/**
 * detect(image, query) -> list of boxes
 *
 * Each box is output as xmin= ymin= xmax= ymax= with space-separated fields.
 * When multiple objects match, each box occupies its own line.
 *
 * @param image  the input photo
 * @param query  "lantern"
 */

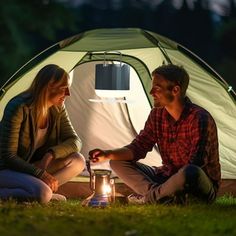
xmin=82 ymin=161 xmax=115 ymax=207
xmin=94 ymin=51 xmax=130 ymax=98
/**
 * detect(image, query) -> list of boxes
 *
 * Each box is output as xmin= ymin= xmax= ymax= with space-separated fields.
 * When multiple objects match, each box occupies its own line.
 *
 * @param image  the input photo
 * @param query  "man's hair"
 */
xmin=152 ymin=64 xmax=189 ymax=96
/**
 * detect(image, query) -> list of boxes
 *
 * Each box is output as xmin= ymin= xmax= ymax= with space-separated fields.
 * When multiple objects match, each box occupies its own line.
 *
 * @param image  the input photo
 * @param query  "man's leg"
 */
xmin=184 ymin=164 xmax=217 ymax=203
xmin=110 ymin=160 xmax=168 ymax=196
xmin=146 ymin=164 xmax=216 ymax=204
xmin=110 ymin=160 xmax=216 ymax=204
xmin=0 ymin=169 xmax=52 ymax=203
xmin=47 ymin=152 xmax=85 ymax=186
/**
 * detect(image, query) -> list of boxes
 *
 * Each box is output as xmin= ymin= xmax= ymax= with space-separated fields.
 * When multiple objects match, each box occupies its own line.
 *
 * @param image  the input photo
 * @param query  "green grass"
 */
xmin=0 ymin=196 xmax=236 ymax=236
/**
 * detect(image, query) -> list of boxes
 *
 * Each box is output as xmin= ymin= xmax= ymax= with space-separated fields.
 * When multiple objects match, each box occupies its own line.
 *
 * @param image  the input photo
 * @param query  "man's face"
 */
xmin=150 ymin=74 xmax=175 ymax=108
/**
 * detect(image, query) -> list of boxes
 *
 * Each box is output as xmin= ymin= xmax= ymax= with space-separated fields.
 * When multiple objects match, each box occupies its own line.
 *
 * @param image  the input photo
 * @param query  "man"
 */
xmin=89 ymin=64 xmax=221 ymax=204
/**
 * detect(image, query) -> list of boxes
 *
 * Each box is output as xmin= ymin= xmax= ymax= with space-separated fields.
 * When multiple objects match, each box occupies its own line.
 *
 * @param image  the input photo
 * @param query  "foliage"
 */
xmin=212 ymin=18 xmax=236 ymax=88
xmin=0 ymin=0 xmax=77 ymax=86
xmin=0 ymin=196 xmax=236 ymax=236
xmin=216 ymin=19 xmax=236 ymax=59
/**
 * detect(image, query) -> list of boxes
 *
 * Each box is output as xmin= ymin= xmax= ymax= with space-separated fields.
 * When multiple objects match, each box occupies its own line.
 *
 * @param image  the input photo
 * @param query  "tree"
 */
xmin=0 ymin=0 xmax=77 ymax=87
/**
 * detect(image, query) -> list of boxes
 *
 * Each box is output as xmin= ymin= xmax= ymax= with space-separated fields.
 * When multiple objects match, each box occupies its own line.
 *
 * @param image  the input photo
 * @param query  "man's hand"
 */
xmin=40 ymin=171 xmax=58 ymax=192
xmin=89 ymin=149 xmax=110 ymax=163
xmin=89 ymin=147 xmax=134 ymax=162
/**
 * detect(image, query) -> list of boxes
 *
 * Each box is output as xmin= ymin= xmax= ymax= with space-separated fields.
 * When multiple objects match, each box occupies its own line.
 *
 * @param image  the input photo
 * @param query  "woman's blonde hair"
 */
xmin=23 ymin=64 xmax=69 ymax=124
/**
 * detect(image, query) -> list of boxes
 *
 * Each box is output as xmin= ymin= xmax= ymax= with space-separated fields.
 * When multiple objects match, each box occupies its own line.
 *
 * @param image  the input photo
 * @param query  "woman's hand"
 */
xmin=40 ymin=171 xmax=58 ymax=192
xmin=34 ymin=152 xmax=54 ymax=170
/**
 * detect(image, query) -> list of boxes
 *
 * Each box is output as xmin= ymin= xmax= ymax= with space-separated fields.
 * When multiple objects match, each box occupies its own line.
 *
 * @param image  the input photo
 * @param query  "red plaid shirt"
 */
xmin=126 ymin=97 xmax=221 ymax=188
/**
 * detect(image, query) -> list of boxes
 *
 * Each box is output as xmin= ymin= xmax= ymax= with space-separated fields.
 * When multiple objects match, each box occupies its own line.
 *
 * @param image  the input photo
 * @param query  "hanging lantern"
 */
xmin=94 ymin=51 xmax=130 ymax=98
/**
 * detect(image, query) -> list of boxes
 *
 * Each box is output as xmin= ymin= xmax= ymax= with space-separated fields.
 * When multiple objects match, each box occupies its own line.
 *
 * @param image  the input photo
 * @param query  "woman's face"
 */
xmin=48 ymin=76 xmax=71 ymax=107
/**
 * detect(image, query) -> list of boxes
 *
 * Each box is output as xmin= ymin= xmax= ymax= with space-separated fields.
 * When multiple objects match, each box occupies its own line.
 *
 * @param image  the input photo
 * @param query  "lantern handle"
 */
xmin=86 ymin=160 xmax=94 ymax=191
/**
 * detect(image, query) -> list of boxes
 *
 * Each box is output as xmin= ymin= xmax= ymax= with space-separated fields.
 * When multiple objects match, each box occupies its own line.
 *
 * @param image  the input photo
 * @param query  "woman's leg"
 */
xmin=46 ymin=152 xmax=85 ymax=186
xmin=0 ymin=169 xmax=52 ymax=203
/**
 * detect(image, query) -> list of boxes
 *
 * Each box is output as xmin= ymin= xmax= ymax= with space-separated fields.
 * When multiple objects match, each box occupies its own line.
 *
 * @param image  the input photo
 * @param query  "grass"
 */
xmin=0 ymin=196 xmax=236 ymax=236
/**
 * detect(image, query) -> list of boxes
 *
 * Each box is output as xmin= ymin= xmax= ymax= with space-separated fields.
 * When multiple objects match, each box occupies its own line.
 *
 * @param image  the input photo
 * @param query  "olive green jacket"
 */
xmin=0 ymin=94 xmax=82 ymax=178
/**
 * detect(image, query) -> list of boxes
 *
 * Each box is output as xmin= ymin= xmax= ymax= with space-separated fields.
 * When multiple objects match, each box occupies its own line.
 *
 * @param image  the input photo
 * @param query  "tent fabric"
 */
xmin=60 ymin=28 xmax=177 ymax=51
xmin=0 ymin=28 xmax=235 ymax=179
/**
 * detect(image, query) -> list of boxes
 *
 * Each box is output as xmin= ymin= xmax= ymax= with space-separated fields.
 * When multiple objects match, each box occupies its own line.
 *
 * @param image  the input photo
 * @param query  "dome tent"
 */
xmin=0 ymin=28 xmax=235 ymax=196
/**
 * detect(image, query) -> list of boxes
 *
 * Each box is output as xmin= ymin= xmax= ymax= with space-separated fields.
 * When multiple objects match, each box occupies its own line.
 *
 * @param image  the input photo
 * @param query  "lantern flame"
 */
xmin=102 ymin=183 xmax=112 ymax=194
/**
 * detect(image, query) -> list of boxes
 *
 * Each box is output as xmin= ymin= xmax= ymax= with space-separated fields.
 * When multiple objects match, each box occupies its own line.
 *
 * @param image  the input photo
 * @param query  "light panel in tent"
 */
xmin=94 ymin=51 xmax=130 ymax=98
xmin=95 ymin=63 xmax=130 ymax=97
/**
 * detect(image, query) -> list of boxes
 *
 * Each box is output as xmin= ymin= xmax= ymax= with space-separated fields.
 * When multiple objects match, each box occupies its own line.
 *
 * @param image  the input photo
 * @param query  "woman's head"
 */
xmin=26 ymin=64 xmax=71 ymax=118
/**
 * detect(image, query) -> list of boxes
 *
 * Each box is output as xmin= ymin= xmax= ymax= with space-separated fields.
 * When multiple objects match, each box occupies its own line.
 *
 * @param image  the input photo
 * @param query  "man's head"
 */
xmin=150 ymin=64 xmax=189 ymax=108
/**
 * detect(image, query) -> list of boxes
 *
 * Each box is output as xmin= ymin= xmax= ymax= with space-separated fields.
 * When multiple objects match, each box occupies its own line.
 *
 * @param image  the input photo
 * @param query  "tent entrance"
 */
xmin=65 ymin=61 xmax=162 ymax=173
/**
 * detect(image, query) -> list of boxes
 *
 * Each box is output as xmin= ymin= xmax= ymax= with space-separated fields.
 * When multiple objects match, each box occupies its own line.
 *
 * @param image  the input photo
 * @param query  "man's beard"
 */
xmin=153 ymin=93 xmax=174 ymax=108
xmin=153 ymin=100 xmax=163 ymax=108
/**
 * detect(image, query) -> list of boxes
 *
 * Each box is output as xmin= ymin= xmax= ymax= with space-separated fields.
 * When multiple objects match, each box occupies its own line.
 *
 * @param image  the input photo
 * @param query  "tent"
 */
xmin=0 ymin=28 xmax=236 ymax=196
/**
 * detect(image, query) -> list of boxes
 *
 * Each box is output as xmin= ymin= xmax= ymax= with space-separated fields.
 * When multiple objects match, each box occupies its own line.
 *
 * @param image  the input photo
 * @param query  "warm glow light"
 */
xmin=102 ymin=184 xmax=112 ymax=194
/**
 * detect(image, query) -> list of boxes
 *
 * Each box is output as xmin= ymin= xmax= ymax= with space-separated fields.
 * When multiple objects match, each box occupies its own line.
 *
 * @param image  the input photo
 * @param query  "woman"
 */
xmin=0 ymin=64 xmax=85 ymax=203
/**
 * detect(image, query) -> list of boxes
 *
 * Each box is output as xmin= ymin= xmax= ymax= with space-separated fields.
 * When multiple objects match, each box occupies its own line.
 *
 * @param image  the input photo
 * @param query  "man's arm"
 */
xmin=89 ymin=147 xmax=134 ymax=163
xmin=189 ymin=112 xmax=218 ymax=167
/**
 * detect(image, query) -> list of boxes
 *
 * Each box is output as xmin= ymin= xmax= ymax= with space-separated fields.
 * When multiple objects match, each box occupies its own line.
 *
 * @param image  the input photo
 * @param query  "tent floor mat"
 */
xmin=57 ymin=177 xmax=236 ymax=199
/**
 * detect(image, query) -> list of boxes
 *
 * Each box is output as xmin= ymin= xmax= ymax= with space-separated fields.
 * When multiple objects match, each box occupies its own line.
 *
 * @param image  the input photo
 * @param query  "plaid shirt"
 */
xmin=126 ymin=97 xmax=221 ymax=188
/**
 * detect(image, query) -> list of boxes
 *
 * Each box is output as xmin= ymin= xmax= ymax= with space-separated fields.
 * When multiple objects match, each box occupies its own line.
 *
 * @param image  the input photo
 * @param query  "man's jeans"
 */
xmin=110 ymin=160 xmax=217 ymax=204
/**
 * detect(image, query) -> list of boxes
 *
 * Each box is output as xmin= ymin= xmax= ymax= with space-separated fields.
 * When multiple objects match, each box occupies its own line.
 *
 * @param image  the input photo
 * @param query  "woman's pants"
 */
xmin=0 ymin=153 xmax=85 ymax=203
xmin=110 ymin=160 xmax=217 ymax=204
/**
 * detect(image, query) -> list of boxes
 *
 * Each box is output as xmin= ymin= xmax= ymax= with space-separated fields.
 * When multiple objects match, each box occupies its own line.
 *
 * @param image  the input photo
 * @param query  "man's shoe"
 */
xmin=127 ymin=193 xmax=145 ymax=205
xmin=51 ymin=193 xmax=67 ymax=202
